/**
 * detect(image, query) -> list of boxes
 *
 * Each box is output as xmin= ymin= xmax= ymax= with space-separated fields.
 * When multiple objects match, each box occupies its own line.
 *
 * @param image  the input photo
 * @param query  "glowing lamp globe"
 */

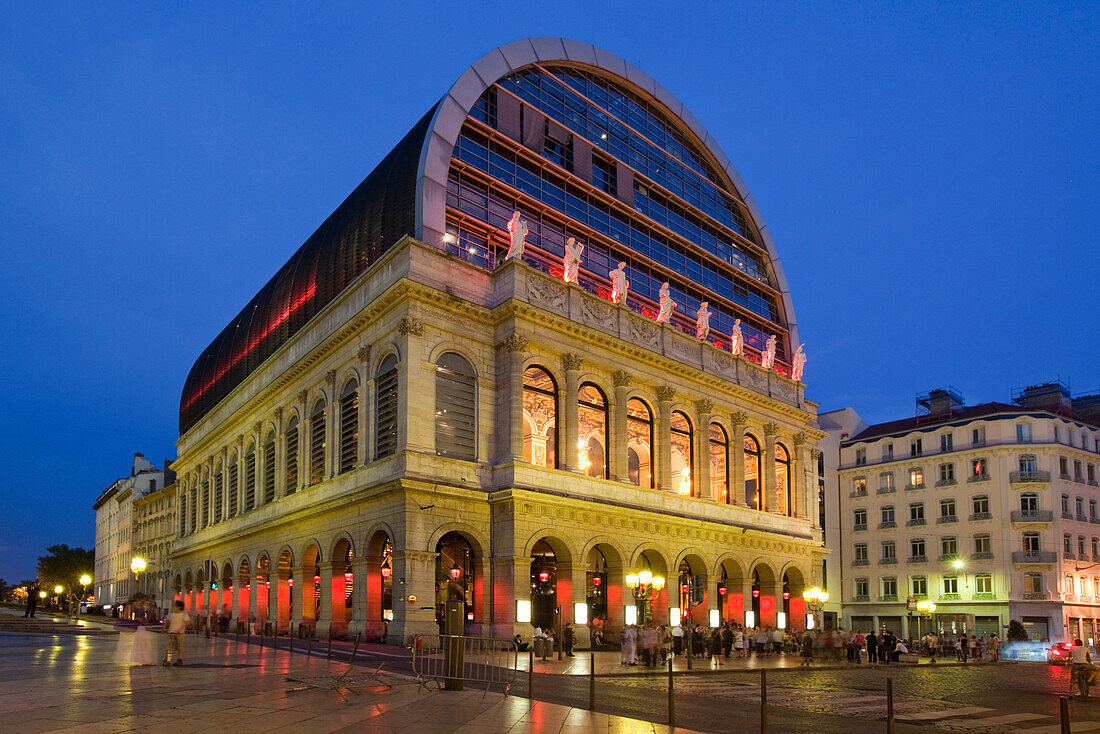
xmin=449 ymin=564 xmax=462 ymax=580
xmin=538 ymin=570 xmax=550 ymax=583
xmin=380 ymin=567 xmax=391 ymax=579
xmin=79 ymin=575 xmax=92 ymax=586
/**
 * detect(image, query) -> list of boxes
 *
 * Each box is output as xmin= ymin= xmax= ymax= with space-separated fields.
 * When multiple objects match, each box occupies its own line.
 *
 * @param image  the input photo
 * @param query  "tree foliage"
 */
xmin=36 ymin=544 xmax=94 ymax=592
xmin=1007 ymin=619 xmax=1028 ymax=641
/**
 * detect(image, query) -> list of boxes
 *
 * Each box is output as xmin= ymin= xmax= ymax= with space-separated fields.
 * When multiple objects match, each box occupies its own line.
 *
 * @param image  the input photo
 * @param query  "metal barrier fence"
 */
xmin=411 ymin=634 xmax=518 ymax=695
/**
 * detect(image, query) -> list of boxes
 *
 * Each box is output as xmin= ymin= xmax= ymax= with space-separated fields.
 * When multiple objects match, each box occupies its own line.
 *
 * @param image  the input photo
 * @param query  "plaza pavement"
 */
xmin=0 ymin=624 xmax=704 ymax=734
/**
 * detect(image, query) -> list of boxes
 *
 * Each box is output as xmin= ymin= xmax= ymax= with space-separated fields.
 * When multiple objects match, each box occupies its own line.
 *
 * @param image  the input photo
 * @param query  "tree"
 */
xmin=36 ymin=544 xmax=94 ymax=597
xmin=1007 ymin=619 xmax=1028 ymax=641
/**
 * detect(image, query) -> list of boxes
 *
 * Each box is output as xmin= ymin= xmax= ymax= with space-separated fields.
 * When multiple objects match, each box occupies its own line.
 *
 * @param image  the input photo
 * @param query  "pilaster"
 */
xmin=562 ymin=354 xmax=582 ymax=472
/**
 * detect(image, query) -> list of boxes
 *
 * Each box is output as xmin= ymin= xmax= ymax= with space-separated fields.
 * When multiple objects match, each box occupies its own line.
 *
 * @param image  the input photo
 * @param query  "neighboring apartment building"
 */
xmin=836 ymin=383 xmax=1100 ymax=643
xmin=93 ymin=453 xmax=175 ymax=607
xmin=132 ymin=481 xmax=177 ymax=609
xmin=167 ymin=38 xmax=827 ymax=644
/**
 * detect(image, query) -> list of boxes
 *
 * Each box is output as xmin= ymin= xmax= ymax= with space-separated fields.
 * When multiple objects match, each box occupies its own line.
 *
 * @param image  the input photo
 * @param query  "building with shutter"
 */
xmin=168 ymin=39 xmax=826 ymax=643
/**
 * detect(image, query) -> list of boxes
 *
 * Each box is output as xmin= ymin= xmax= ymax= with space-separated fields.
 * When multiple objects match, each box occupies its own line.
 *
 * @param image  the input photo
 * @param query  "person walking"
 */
xmin=563 ymin=622 xmax=575 ymax=657
xmin=620 ymin=625 xmax=636 ymax=666
xmin=163 ymin=600 xmax=189 ymax=666
xmin=721 ymin=623 xmax=734 ymax=659
xmin=854 ymin=630 xmax=865 ymax=664
xmin=866 ymin=630 xmax=878 ymax=665
xmin=709 ymin=628 xmax=724 ymax=666
xmin=800 ymin=629 xmax=814 ymax=666
xmin=988 ymin=634 xmax=1000 ymax=663
xmin=24 ymin=580 xmax=39 ymax=618
xmin=671 ymin=623 xmax=684 ymax=658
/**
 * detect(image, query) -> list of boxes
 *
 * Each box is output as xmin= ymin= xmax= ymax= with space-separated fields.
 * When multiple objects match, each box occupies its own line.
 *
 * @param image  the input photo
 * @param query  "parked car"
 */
xmin=1048 ymin=641 xmax=1074 ymax=665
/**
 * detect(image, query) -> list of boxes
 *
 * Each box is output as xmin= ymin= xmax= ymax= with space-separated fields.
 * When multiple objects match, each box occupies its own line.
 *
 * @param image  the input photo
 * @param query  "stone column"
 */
xmin=493 ymin=555 xmax=533 ymax=639
xmin=792 ymin=433 xmax=807 ymax=519
xmin=325 ymin=369 xmax=337 ymax=478
xmin=763 ymin=423 xmax=779 ymax=513
xmin=500 ymin=334 xmax=528 ymax=463
xmin=730 ymin=413 xmax=747 ymax=506
xmin=610 ymin=371 xmax=631 ymax=482
xmin=391 ymin=550 xmax=437 ymax=644
xmin=656 ymin=386 xmax=676 ymax=492
xmin=357 ymin=345 xmax=371 ymax=465
xmin=316 ymin=561 xmax=335 ymax=638
xmin=695 ymin=400 xmax=713 ymax=500
xmin=349 ymin=556 xmax=370 ymax=640
xmin=562 ymin=354 xmax=582 ymax=472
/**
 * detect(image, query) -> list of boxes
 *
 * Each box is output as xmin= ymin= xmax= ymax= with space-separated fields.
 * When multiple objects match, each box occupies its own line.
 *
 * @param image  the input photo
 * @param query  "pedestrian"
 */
xmin=620 ymin=625 xmax=636 ymax=666
xmin=672 ymin=622 xmax=684 ymax=657
xmin=955 ymin=635 xmax=966 ymax=662
xmin=988 ymin=634 xmax=999 ymax=663
xmin=563 ymin=622 xmax=575 ymax=657
xmin=927 ymin=631 xmax=938 ymax=663
xmin=866 ymin=630 xmax=878 ymax=665
xmin=754 ymin=626 xmax=768 ymax=657
xmin=163 ymin=600 xmax=189 ymax=666
xmin=709 ymin=628 xmax=723 ymax=666
xmin=800 ymin=629 xmax=814 ymax=666
xmin=130 ymin=594 xmax=157 ymax=666
xmin=969 ymin=635 xmax=979 ymax=661
xmin=24 ymin=580 xmax=39 ymax=618
xmin=771 ymin=625 xmax=784 ymax=655
xmin=721 ymin=623 xmax=734 ymax=658
xmin=854 ymin=630 xmax=865 ymax=664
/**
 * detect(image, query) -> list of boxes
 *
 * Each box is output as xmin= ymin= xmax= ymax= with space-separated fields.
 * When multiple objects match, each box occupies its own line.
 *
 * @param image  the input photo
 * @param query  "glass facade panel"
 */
xmin=523 ymin=367 xmax=557 ymax=468
xmin=577 ymin=384 xmax=608 ymax=479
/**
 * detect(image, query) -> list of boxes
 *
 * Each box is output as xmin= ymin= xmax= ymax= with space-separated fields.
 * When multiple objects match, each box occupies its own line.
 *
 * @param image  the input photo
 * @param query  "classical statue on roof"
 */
xmin=791 ymin=344 xmax=807 ymax=382
xmin=730 ymin=318 xmax=744 ymax=356
xmin=506 ymin=211 xmax=528 ymax=260
xmin=563 ymin=237 xmax=584 ymax=283
xmin=609 ymin=262 xmax=629 ymax=304
xmin=760 ymin=334 xmax=777 ymax=369
xmin=695 ymin=301 xmax=712 ymax=340
xmin=656 ymin=282 xmax=675 ymax=324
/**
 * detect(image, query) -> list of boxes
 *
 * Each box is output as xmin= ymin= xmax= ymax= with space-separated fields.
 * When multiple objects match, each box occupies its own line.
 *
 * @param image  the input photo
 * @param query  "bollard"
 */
xmin=886 ymin=678 xmax=895 ymax=734
xmin=558 ymin=614 xmax=564 ymax=661
xmin=327 ymin=626 xmax=332 ymax=660
xmin=1060 ymin=695 xmax=1071 ymax=734
xmin=288 ymin=625 xmax=293 ymax=654
xmin=529 ymin=649 xmax=534 ymax=700
xmin=761 ymin=669 xmax=768 ymax=734
xmin=668 ymin=656 xmax=675 ymax=727
xmin=589 ymin=653 xmax=595 ymax=711
xmin=349 ymin=632 xmax=361 ymax=665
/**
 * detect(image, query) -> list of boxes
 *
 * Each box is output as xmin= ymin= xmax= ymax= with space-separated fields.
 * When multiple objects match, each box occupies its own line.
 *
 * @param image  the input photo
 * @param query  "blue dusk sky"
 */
xmin=0 ymin=2 xmax=1096 ymax=583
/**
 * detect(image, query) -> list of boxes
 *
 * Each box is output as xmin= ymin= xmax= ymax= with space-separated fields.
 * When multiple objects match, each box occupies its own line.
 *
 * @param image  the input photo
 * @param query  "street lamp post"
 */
xmin=53 ymin=585 xmax=64 ymax=612
xmin=624 ymin=570 xmax=665 ymax=625
xmin=803 ymin=587 xmax=829 ymax=631
xmin=131 ymin=557 xmax=147 ymax=600
xmin=916 ymin=600 xmax=937 ymax=655
xmin=77 ymin=575 xmax=92 ymax=619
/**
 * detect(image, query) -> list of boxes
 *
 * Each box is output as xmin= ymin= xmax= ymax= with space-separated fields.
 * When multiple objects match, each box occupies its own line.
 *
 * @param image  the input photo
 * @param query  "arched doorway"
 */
xmin=277 ymin=548 xmax=293 ymax=634
xmin=303 ymin=543 xmax=321 ymax=629
xmin=331 ymin=537 xmax=353 ymax=638
xmin=782 ymin=567 xmax=807 ymax=631
xmin=586 ymin=547 xmax=608 ymax=625
xmin=256 ymin=554 xmax=270 ymax=625
xmin=435 ymin=532 xmax=474 ymax=632
xmin=530 ymin=540 xmax=557 ymax=630
xmin=676 ymin=557 xmax=707 ymax=625
xmin=750 ymin=563 xmax=778 ymax=628
xmin=365 ymin=530 xmax=393 ymax=640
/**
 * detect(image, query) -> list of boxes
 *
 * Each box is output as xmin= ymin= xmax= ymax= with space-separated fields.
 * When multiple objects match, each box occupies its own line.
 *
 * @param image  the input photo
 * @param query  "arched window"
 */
xmin=213 ymin=462 xmax=223 ymax=523
xmin=578 ymin=383 xmax=608 ymax=479
xmin=523 ymin=366 xmax=557 ymax=468
xmin=263 ymin=430 xmax=276 ymax=504
xmin=710 ymin=423 xmax=729 ymax=502
xmin=744 ymin=434 xmax=761 ymax=509
xmin=190 ymin=485 xmax=198 ymax=530
xmin=776 ymin=443 xmax=791 ymax=515
xmin=375 ymin=354 xmax=399 ymax=459
xmin=179 ymin=492 xmax=187 ymax=537
xmin=284 ymin=416 xmax=299 ymax=494
xmin=226 ymin=452 xmax=238 ymax=517
xmin=244 ymin=442 xmax=256 ymax=512
xmin=670 ymin=411 xmax=693 ymax=495
xmin=627 ymin=398 xmax=653 ymax=488
xmin=435 ymin=353 xmax=477 ymax=460
xmin=339 ymin=379 xmax=359 ymax=473
xmin=201 ymin=474 xmax=210 ymax=528
xmin=309 ymin=399 xmax=326 ymax=485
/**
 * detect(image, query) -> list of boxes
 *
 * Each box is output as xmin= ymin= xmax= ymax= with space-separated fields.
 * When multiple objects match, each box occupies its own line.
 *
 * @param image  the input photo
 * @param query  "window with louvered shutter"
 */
xmin=375 ymin=355 xmax=399 ymax=459
xmin=179 ymin=494 xmax=187 ymax=536
xmin=213 ymin=468 xmax=223 ymax=522
xmin=227 ymin=459 xmax=238 ymax=517
xmin=435 ymin=353 xmax=476 ymax=460
xmin=285 ymin=417 xmax=299 ymax=494
xmin=201 ymin=481 xmax=209 ymax=528
xmin=244 ymin=446 xmax=256 ymax=512
xmin=263 ymin=433 xmax=276 ymax=503
xmin=190 ymin=488 xmax=197 ymax=531
xmin=310 ymin=400 xmax=326 ymax=485
xmin=339 ymin=380 xmax=359 ymax=473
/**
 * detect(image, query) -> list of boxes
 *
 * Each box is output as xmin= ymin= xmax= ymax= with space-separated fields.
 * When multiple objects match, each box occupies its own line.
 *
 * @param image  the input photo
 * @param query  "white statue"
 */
xmin=760 ymin=334 xmax=777 ymax=369
xmin=656 ymin=282 xmax=675 ymax=324
xmin=791 ymin=344 xmax=807 ymax=382
xmin=505 ymin=211 xmax=528 ymax=260
xmin=563 ymin=237 xmax=584 ymax=283
xmin=730 ymin=318 xmax=744 ymax=356
xmin=695 ymin=301 xmax=712 ymax=340
xmin=609 ymin=261 xmax=629 ymax=304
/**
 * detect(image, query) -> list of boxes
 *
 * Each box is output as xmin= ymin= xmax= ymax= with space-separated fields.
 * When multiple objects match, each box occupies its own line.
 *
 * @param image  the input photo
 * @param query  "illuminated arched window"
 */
xmin=627 ymin=398 xmax=653 ymax=488
xmin=523 ymin=366 xmax=557 ymax=468
xmin=309 ymin=399 xmax=326 ymax=485
xmin=671 ymin=411 xmax=693 ymax=495
xmin=744 ymin=434 xmax=761 ymax=509
xmin=339 ymin=378 xmax=359 ymax=473
xmin=710 ymin=423 xmax=729 ymax=503
xmin=284 ymin=417 xmax=299 ymax=494
xmin=435 ymin=353 xmax=477 ymax=460
xmin=578 ymin=383 xmax=608 ymax=478
xmin=776 ymin=443 xmax=791 ymax=516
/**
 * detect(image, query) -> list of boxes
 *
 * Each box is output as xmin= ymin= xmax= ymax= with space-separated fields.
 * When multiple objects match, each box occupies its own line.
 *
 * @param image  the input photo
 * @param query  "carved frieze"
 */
xmin=398 ymin=317 xmax=424 ymax=336
xmin=580 ymin=296 xmax=615 ymax=330
xmin=502 ymin=333 xmax=529 ymax=353
xmin=771 ymin=378 xmax=796 ymax=405
xmin=528 ymin=276 xmax=568 ymax=314
xmin=628 ymin=314 xmax=660 ymax=349
xmin=612 ymin=370 xmax=632 ymax=388
xmin=742 ymin=364 xmax=768 ymax=393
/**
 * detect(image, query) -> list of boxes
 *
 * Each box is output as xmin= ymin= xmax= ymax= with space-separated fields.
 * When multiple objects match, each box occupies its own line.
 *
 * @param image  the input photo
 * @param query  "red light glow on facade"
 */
xmin=538 ymin=571 xmax=550 ymax=583
xmin=381 ymin=567 xmax=392 ymax=579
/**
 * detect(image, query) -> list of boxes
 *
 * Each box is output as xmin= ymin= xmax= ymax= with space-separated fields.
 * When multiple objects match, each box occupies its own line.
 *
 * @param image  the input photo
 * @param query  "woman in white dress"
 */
xmin=129 ymin=594 xmax=158 ymax=665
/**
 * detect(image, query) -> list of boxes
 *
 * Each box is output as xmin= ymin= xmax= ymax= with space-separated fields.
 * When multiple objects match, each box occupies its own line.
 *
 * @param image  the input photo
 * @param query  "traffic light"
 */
xmin=692 ymin=575 xmax=704 ymax=605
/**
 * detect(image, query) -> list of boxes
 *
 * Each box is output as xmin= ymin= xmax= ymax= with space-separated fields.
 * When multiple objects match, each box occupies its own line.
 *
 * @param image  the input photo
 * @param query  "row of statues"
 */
xmin=503 ymin=211 xmax=807 ymax=381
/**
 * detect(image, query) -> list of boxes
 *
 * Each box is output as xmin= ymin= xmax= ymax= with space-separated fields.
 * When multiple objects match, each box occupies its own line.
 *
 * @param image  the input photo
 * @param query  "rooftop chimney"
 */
xmin=1013 ymin=382 xmax=1072 ymax=416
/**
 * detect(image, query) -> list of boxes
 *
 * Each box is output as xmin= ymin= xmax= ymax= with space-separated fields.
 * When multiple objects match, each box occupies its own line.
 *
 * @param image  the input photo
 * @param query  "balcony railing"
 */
xmin=967 ymin=474 xmax=991 ymax=483
xmin=880 ymin=557 xmax=898 ymax=565
xmin=877 ymin=485 xmax=896 ymax=495
xmin=934 ymin=479 xmax=955 ymax=488
xmin=1062 ymin=511 xmax=1074 ymax=520
xmin=1091 ymin=517 xmax=1100 ymax=525
xmin=852 ymin=594 xmax=870 ymax=602
xmin=852 ymin=523 xmax=868 ymax=532
xmin=1023 ymin=591 xmax=1050 ymax=599
xmin=1011 ymin=550 xmax=1057 ymax=564
xmin=908 ymin=555 xmax=928 ymax=563
xmin=1011 ymin=470 xmax=1050 ymax=484
xmin=969 ymin=512 xmax=993 ymax=521
xmin=880 ymin=594 xmax=899 ymax=602
xmin=1061 ymin=473 xmax=1073 ymax=481
xmin=1011 ymin=510 xmax=1053 ymax=523
xmin=971 ymin=551 xmax=995 ymax=560
xmin=905 ymin=483 xmax=925 ymax=491
xmin=937 ymin=553 xmax=957 ymax=562
xmin=1078 ymin=514 xmax=1089 ymax=523
xmin=906 ymin=518 xmax=926 ymax=527
xmin=939 ymin=593 xmax=961 ymax=601
xmin=850 ymin=490 xmax=869 ymax=498
xmin=937 ymin=515 xmax=958 ymax=524
xmin=879 ymin=521 xmax=897 ymax=529
xmin=1065 ymin=551 xmax=1076 ymax=559
xmin=852 ymin=558 xmax=870 ymax=566
xmin=974 ymin=592 xmax=995 ymax=600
